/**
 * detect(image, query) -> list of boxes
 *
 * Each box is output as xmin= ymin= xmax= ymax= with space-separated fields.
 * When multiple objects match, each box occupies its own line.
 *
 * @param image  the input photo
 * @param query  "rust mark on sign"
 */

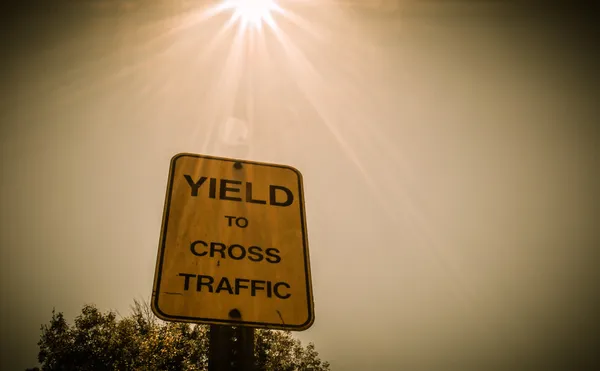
xmin=276 ymin=310 xmax=285 ymax=324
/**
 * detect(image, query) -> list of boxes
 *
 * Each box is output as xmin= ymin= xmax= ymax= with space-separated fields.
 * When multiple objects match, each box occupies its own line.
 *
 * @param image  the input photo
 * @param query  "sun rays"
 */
xmin=41 ymin=0 xmax=475 ymax=317
xmin=218 ymin=0 xmax=282 ymax=30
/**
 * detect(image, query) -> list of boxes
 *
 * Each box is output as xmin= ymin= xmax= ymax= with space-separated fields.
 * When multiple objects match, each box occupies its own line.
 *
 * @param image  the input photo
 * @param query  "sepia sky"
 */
xmin=1 ymin=1 xmax=598 ymax=370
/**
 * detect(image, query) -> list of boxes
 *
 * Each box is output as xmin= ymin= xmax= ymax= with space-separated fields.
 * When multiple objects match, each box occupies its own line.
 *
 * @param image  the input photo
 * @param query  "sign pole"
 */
xmin=208 ymin=325 xmax=255 ymax=371
xmin=208 ymin=325 xmax=231 ymax=371
xmin=236 ymin=326 xmax=255 ymax=370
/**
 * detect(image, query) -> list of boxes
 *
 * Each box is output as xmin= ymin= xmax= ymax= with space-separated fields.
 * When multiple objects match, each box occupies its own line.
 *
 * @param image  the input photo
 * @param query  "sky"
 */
xmin=1 ymin=0 xmax=598 ymax=370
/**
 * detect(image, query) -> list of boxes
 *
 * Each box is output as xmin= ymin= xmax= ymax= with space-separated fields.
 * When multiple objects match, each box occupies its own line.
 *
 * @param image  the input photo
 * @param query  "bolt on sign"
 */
xmin=152 ymin=153 xmax=314 ymax=330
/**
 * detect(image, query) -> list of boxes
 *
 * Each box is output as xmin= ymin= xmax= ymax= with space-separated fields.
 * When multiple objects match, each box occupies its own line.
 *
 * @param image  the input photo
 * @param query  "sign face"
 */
xmin=152 ymin=153 xmax=314 ymax=330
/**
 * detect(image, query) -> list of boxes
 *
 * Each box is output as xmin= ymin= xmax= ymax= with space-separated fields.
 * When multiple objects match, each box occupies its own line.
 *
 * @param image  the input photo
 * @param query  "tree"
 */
xmin=31 ymin=300 xmax=329 ymax=371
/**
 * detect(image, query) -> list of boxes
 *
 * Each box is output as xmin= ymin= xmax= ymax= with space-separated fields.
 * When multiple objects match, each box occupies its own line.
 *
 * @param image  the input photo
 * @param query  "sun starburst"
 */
xmin=220 ymin=0 xmax=281 ymax=29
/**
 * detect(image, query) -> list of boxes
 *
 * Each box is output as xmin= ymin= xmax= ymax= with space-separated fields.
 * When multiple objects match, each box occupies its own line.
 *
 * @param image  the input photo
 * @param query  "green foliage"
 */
xmin=31 ymin=300 xmax=329 ymax=371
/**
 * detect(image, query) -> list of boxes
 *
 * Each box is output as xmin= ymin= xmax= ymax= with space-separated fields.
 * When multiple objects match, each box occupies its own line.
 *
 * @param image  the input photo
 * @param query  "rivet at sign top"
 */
xmin=229 ymin=308 xmax=242 ymax=319
xmin=233 ymin=162 xmax=243 ymax=169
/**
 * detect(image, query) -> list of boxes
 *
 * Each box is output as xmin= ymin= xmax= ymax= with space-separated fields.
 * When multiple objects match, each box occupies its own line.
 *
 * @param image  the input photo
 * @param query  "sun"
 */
xmin=221 ymin=0 xmax=280 ymax=28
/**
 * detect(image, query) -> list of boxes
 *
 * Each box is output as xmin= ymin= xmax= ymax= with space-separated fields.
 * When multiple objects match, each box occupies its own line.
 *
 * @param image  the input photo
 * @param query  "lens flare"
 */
xmin=221 ymin=0 xmax=280 ymax=28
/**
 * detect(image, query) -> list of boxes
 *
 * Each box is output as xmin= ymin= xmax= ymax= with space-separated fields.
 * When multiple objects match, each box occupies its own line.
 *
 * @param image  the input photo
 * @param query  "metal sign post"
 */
xmin=208 ymin=325 xmax=255 ymax=371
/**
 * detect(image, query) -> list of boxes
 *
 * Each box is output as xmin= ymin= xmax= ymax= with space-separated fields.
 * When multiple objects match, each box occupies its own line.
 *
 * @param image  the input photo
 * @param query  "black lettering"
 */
xmin=269 ymin=185 xmax=293 ymax=207
xmin=266 ymin=280 xmax=273 ymax=298
xmin=190 ymin=240 xmax=208 ymax=256
xmin=235 ymin=278 xmax=250 ymax=295
xmin=265 ymin=248 xmax=281 ymax=264
xmin=251 ymin=280 xmax=266 ymax=296
xmin=274 ymin=282 xmax=291 ymax=299
xmin=246 ymin=182 xmax=267 ymax=204
xmin=225 ymin=216 xmax=236 ymax=226
xmin=184 ymin=175 xmax=207 ymax=197
xmin=215 ymin=277 xmax=234 ymax=294
xmin=228 ymin=244 xmax=246 ymax=260
xmin=210 ymin=242 xmax=227 ymax=258
xmin=196 ymin=275 xmax=214 ymax=292
xmin=220 ymin=179 xmax=242 ymax=201
xmin=235 ymin=217 xmax=248 ymax=228
xmin=208 ymin=178 xmax=217 ymax=198
xmin=178 ymin=273 xmax=195 ymax=291
xmin=247 ymin=246 xmax=264 ymax=262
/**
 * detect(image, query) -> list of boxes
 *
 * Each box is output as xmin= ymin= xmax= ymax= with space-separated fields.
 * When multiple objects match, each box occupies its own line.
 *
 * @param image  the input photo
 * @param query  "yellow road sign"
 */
xmin=152 ymin=153 xmax=314 ymax=330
